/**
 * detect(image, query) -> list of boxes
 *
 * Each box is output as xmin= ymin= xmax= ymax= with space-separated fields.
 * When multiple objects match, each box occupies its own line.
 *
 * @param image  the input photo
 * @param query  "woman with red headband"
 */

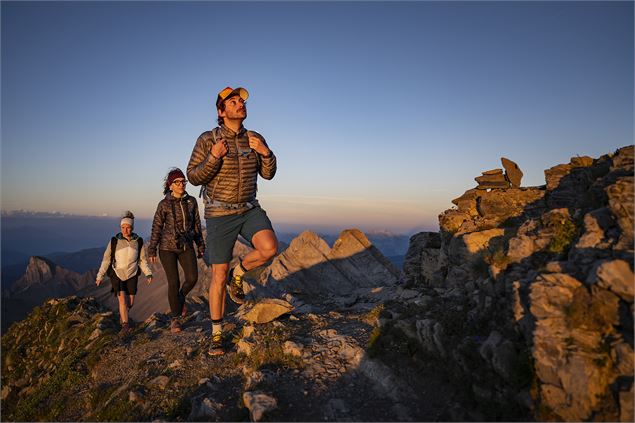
xmin=148 ymin=167 xmax=205 ymax=333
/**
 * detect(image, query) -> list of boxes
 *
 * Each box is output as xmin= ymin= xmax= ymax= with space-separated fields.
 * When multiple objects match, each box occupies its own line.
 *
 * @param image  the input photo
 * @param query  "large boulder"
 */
xmin=235 ymin=298 xmax=294 ymax=324
xmin=258 ymin=229 xmax=401 ymax=299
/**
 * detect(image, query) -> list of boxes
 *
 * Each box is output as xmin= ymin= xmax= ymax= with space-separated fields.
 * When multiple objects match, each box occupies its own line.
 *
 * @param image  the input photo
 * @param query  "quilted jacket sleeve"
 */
xmin=148 ymin=201 xmax=165 ymax=257
xmin=187 ymin=132 xmax=223 ymax=186
xmin=252 ymin=132 xmax=276 ymax=180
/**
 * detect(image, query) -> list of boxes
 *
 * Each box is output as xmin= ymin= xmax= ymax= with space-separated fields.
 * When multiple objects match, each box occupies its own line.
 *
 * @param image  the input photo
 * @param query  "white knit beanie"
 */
xmin=120 ymin=217 xmax=134 ymax=228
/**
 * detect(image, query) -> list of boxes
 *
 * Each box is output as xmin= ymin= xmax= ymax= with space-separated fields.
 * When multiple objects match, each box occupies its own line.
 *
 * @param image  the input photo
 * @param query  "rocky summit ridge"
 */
xmin=1 ymin=145 xmax=633 ymax=422
xmin=400 ymin=145 xmax=633 ymax=421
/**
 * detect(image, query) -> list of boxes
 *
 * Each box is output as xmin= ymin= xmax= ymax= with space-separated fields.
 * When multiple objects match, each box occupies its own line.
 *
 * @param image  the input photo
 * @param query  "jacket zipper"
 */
xmin=236 ymin=136 xmax=242 ymax=203
xmin=179 ymin=199 xmax=187 ymax=251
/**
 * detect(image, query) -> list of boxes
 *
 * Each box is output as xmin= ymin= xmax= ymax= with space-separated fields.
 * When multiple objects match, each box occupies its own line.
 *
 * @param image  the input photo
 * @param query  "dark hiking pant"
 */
xmin=159 ymin=247 xmax=198 ymax=318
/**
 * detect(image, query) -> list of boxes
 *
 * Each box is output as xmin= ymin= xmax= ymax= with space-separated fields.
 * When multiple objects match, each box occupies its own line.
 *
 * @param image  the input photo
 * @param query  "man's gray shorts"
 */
xmin=205 ymin=206 xmax=274 ymax=265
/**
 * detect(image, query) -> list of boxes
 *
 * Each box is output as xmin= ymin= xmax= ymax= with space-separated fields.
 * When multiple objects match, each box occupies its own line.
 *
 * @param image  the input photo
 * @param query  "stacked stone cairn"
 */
xmin=475 ymin=157 xmax=524 ymax=189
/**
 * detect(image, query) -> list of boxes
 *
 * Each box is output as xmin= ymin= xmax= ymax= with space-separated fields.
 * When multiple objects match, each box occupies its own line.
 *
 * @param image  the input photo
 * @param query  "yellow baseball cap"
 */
xmin=216 ymin=86 xmax=249 ymax=108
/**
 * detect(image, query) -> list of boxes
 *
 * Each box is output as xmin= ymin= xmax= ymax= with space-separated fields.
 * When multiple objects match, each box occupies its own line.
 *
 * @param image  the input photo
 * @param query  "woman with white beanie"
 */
xmin=96 ymin=211 xmax=153 ymax=336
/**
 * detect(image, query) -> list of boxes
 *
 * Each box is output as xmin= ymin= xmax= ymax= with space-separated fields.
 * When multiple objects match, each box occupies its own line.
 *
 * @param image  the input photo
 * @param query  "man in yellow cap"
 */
xmin=187 ymin=86 xmax=278 ymax=356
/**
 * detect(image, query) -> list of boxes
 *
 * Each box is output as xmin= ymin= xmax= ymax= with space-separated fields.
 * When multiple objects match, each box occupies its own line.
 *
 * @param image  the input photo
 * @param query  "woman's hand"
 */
xmin=149 ymin=256 xmax=158 ymax=264
xmin=95 ymin=279 xmax=102 ymax=286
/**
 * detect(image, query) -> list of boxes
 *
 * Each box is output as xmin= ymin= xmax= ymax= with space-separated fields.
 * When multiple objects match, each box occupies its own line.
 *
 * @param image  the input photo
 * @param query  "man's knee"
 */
xmin=259 ymin=244 xmax=278 ymax=261
xmin=211 ymin=264 xmax=229 ymax=286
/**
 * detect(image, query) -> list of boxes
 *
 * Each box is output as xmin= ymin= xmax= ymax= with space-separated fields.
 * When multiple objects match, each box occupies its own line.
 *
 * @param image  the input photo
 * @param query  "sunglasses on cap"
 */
xmin=217 ymin=86 xmax=249 ymax=107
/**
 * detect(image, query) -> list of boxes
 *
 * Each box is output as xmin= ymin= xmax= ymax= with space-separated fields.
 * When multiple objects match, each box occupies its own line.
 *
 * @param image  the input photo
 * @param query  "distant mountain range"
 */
xmin=1 ymin=228 xmax=405 ymax=332
xmin=1 ymin=215 xmax=412 ymax=290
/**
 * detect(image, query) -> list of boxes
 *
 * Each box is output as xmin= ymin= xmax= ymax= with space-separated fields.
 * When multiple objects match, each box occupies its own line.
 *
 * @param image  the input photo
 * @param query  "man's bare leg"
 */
xmin=208 ymin=263 xmax=229 ymax=355
xmin=241 ymin=229 xmax=278 ymax=271
xmin=209 ymin=263 xmax=229 ymax=320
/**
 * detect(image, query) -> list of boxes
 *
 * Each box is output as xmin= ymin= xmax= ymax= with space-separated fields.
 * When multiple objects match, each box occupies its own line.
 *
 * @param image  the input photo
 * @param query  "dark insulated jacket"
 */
xmin=187 ymin=125 xmax=277 ymax=218
xmin=148 ymin=192 xmax=205 ymax=256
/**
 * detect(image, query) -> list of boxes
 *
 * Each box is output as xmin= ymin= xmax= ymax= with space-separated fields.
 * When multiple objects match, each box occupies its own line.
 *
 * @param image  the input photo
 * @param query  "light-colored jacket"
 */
xmin=96 ymin=233 xmax=152 ymax=281
xmin=187 ymin=125 xmax=277 ymax=218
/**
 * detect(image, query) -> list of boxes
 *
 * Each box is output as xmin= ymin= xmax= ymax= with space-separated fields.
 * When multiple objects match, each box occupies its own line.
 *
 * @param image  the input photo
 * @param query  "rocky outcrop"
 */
xmin=257 ymin=229 xmax=401 ymax=298
xmin=399 ymin=146 xmax=634 ymax=421
xmin=403 ymin=232 xmax=445 ymax=286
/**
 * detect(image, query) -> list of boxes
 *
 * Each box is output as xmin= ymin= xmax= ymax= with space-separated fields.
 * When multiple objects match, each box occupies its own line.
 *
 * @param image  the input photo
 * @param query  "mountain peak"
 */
xmin=331 ymin=228 xmax=372 ymax=256
xmin=287 ymin=230 xmax=331 ymax=256
xmin=24 ymin=256 xmax=56 ymax=282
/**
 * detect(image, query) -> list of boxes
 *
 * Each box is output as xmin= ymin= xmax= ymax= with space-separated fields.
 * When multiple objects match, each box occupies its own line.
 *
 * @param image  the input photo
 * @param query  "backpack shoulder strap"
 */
xmin=136 ymin=237 xmax=143 ymax=263
xmin=211 ymin=127 xmax=222 ymax=144
xmin=110 ymin=236 xmax=118 ymax=266
xmin=199 ymin=127 xmax=222 ymax=200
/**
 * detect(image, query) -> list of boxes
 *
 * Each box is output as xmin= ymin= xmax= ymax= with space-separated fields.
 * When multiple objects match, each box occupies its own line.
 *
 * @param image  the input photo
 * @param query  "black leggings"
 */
xmin=159 ymin=247 xmax=198 ymax=318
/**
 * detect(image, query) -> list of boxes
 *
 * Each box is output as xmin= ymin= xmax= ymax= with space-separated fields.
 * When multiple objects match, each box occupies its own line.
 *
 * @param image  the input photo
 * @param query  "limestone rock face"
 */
xmin=606 ymin=176 xmax=634 ymax=250
xmin=403 ymin=232 xmax=445 ymax=285
xmin=592 ymin=259 xmax=634 ymax=302
xmin=401 ymin=145 xmax=634 ymax=421
xmin=258 ymin=229 xmax=400 ymax=298
xmin=442 ymin=187 xmax=545 ymax=236
xmin=529 ymin=273 xmax=621 ymax=421
xmin=328 ymin=229 xmax=401 ymax=287
xmin=448 ymin=228 xmax=505 ymax=265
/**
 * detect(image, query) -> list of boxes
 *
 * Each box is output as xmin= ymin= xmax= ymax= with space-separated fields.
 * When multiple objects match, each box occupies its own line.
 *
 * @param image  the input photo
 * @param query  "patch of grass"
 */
xmin=163 ymin=391 xmax=194 ymax=421
xmin=362 ymin=304 xmax=384 ymax=326
xmin=489 ymin=247 xmax=511 ymax=268
xmin=11 ymin=351 xmax=88 ymax=421
xmin=546 ymin=216 xmax=578 ymax=255
xmin=366 ymin=326 xmax=382 ymax=350
xmin=366 ymin=324 xmax=418 ymax=359
xmin=237 ymin=324 xmax=303 ymax=371
xmin=93 ymin=396 xmax=139 ymax=421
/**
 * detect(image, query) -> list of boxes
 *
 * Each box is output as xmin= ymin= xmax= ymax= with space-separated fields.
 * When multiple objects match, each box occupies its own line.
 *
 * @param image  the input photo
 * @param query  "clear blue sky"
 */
xmin=2 ymin=1 xmax=633 ymax=234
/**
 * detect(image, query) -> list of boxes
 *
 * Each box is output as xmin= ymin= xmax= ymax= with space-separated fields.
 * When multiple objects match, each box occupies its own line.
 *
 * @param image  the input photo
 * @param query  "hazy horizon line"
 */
xmin=0 ymin=208 xmax=435 ymax=236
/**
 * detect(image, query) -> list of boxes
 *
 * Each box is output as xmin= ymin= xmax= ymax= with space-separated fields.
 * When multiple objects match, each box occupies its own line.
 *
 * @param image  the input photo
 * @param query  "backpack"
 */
xmin=106 ymin=236 xmax=144 ymax=279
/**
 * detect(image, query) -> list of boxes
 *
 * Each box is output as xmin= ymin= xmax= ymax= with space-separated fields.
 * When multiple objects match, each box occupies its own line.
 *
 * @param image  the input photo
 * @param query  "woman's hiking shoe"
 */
xmin=207 ymin=331 xmax=224 ymax=356
xmin=119 ymin=322 xmax=131 ymax=337
xmin=227 ymin=267 xmax=245 ymax=305
xmin=170 ymin=319 xmax=182 ymax=334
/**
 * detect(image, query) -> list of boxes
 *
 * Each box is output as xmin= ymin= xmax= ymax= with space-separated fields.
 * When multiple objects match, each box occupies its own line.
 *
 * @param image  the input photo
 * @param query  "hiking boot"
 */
xmin=207 ymin=331 xmax=224 ymax=356
xmin=227 ymin=267 xmax=245 ymax=305
xmin=119 ymin=322 xmax=131 ymax=337
xmin=170 ymin=319 xmax=182 ymax=334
